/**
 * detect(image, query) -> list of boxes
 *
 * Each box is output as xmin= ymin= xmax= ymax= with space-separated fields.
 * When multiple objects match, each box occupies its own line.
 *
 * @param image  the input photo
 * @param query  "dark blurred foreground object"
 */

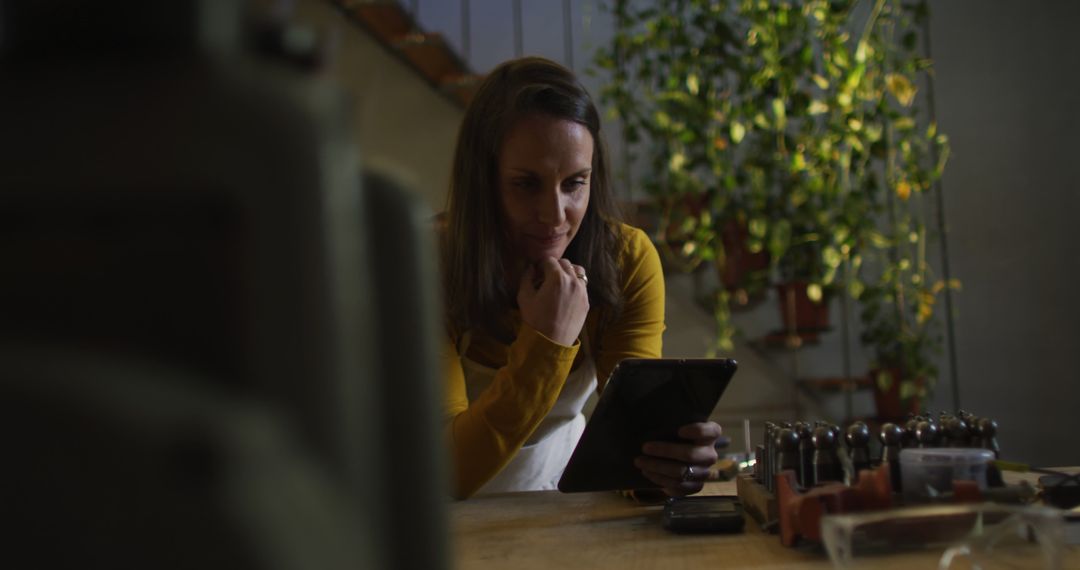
xmin=1039 ymin=472 xmax=1080 ymax=510
xmin=0 ymin=1 xmax=446 ymax=569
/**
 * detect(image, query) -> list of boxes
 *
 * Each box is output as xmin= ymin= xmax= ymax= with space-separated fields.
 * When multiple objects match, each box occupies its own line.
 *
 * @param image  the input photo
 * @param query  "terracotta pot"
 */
xmin=775 ymin=281 xmax=830 ymax=332
xmin=870 ymin=368 xmax=924 ymax=422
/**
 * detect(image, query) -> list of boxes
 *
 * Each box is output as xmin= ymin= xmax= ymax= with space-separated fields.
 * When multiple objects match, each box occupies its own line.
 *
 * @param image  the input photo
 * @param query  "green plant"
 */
xmin=860 ymin=271 xmax=957 ymax=410
xmin=592 ymin=0 xmax=739 ymax=349
xmin=859 ymin=212 xmax=959 ymax=412
xmin=847 ymin=0 xmax=953 ymax=411
xmin=594 ymin=0 xmax=952 ymax=375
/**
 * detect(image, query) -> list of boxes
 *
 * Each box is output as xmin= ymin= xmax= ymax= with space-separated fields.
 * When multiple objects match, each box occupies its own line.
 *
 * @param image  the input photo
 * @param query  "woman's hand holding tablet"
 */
xmin=558 ymin=358 xmax=737 ymax=494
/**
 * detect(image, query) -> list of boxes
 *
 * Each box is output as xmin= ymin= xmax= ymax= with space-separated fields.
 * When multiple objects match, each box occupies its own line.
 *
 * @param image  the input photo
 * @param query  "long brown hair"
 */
xmin=443 ymin=57 xmax=623 ymax=342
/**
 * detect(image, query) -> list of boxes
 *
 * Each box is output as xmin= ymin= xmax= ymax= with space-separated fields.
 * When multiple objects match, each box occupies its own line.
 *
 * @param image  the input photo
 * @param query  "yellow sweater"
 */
xmin=442 ymin=224 xmax=665 ymax=498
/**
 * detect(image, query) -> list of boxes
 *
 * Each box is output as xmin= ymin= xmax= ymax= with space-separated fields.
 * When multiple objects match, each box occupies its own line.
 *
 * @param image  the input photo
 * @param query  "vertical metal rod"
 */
xmin=461 ymin=0 xmax=470 ymax=63
xmin=841 ymin=259 xmax=853 ymax=422
xmin=614 ymin=0 xmax=633 ymax=200
xmin=921 ymin=6 xmax=961 ymax=411
xmin=512 ymin=0 xmax=523 ymax=57
xmin=563 ymin=0 xmax=574 ymax=71
xmin=791 ymin=344 xmax=802 ymax=420
xmin=743 ymin=418 xmax=753 ymax=463
xmin=786 ymin=287 xmax=801 ymax=419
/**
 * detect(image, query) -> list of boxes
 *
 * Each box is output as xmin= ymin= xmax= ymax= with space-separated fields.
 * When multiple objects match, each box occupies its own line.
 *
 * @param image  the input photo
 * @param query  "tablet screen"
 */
xmin=558 ymin=358 xmax=737 ymax=493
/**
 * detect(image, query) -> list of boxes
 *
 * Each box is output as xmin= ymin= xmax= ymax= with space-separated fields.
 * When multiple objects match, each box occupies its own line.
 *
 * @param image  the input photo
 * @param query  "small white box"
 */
xmin=900 ymin=448 xmax=995 ymax=503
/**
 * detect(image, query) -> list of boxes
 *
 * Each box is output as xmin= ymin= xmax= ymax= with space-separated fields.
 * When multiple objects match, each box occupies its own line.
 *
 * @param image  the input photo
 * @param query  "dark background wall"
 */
xmin=928 ymin=1 xmax=1080 ymax=466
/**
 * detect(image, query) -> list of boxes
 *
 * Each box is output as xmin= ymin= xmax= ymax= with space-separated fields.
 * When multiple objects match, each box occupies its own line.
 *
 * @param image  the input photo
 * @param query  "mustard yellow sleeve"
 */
xmin=594 ymin=225 xmax=665 ymax=390
xmin=442 ymin=325 xmax=579 ymax=499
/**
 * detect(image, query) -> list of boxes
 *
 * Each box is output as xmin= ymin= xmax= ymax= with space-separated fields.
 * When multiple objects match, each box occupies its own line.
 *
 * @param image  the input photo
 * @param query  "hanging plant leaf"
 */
xmin=730 ymin=121 xmax=746 ymax=143
xmin=850 ymin=279 xmax=865 ymax=300
xmin=896 ymin=180 xmax=912 ymax=201
xmin=771 ymin=98 xmax=787 ymax=130
xmin=885 ymin=73 xmax=917 ymax=106
xmin=876 ymin=369 xmax=894 ymax=392
xmin=868 ymin=230 xmax=890 ymax=249
xmin=768 ymin=219 xmax=792 ymax=261
xmin=823 ymin=246 xmax=842 ymax=269
xmin=686 ymin=73 xmax=700 ymax=95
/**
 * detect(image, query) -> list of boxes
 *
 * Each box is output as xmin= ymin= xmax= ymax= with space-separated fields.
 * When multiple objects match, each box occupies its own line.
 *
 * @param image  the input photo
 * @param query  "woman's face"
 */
xmin=498 ymin=114 xmax=593 ymax=263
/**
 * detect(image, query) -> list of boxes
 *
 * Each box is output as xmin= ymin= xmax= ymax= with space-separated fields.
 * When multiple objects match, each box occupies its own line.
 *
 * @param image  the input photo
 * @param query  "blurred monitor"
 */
xmin=0 ymin=1 xmax=445 ymax=568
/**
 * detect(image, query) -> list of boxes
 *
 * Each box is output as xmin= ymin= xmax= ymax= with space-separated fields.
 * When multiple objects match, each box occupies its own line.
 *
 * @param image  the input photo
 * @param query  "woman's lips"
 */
xmin=528 ymin=234 xmax=565 ymax=247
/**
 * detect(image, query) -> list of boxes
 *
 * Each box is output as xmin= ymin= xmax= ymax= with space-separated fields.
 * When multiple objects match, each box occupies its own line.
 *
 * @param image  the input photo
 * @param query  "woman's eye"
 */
xmin=512 ymin=178 xmax=537 ymax=190
xmin=563 ymin=179 xmax=587 ymax=192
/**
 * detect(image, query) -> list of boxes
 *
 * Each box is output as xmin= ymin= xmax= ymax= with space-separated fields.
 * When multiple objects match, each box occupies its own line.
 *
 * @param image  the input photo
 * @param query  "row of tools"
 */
xmin=753 ymin=411 xmax=1000 ymax=493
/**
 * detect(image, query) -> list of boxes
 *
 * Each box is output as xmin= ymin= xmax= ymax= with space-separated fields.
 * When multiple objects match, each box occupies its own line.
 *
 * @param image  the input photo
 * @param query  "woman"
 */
xmin=442 ymin=57 xmax=722 ymax=499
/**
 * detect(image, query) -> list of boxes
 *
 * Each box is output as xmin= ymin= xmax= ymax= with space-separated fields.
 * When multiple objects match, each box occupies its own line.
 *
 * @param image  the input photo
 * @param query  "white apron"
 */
xmin=460 ymin=331 xmax=597 ymax=494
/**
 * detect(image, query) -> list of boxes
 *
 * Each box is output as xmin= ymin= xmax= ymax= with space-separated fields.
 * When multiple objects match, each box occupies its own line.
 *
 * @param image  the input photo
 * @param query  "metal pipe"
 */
xmin=921 ymin=5 xmax=961 ymax=411
xmin=563 ymin=0 xmax=574 ymax=70
xmin=841 ymin=259 xmax=853 ymax=421
xmin=512 ymin=0 xmax=523 ymax=57
xmin=614 ymin=0 xmax=633 ymax=200
xmin=461 ymin=0 xmax=470 ymax=63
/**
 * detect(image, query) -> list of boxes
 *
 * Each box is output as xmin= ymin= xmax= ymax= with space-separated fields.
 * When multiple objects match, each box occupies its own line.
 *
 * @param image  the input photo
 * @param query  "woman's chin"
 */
xmin=526 ymin=244 xmax=568 ymax=262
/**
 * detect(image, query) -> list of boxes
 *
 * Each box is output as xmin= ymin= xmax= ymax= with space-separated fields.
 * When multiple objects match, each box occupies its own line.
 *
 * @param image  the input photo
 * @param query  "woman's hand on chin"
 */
xmin=517 ymin=257 xmax=590 ymax=346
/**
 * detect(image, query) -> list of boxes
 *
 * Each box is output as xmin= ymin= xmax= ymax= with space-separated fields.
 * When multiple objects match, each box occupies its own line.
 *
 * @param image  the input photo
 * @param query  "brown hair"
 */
xmin=443 ymin=57 xmax=623 ymax=341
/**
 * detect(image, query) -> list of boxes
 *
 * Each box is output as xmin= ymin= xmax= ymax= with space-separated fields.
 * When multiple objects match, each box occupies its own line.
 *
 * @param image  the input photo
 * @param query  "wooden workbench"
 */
xmin=450 ymin=479 xmax=1078 ymax=569
xmin=450 ymin=481 xmax=826 ymax=570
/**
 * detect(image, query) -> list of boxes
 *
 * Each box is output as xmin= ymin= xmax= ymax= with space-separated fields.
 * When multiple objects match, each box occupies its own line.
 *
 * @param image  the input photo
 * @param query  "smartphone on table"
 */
xmin=662 ymin=495 xmax=746 ymax=534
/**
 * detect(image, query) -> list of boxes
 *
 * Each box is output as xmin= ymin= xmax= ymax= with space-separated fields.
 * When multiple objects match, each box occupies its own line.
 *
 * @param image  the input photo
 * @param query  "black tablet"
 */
xmin=557 ymin=358 xmax=737 ymax=493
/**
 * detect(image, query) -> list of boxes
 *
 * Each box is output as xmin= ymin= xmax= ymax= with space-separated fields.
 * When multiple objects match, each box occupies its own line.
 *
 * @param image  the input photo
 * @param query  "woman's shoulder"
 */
xmin=608 ymin=222 xmax=662 ymax=292
xmin=612 ymin=222 xmax=659 ymax=263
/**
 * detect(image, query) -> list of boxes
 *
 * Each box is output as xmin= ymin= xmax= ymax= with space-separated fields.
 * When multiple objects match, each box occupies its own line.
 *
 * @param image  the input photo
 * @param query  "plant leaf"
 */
xmin=749 ymin=217 xmax=768 ymax=238
xmin=896 ymin=181 xmax=912 ymax=201
xmin=730 ymin=121 xmax=746 ymax=144
xmin=823 ymin=246 xmax=842 ymax=268
xmin=899 ymin=381 xmax=918 ymax=400
xmin=654 ymin=111 xmax=672 ymax=128
xmin=686 ymin=74 xmax=700 ymax=96
xmin=876 ymin=370 xmax=894 ymax=392
xmin=772 ymin=98 xmax=787 ymax=129
xmin=886 ymin=73 xmax=917 ymax=107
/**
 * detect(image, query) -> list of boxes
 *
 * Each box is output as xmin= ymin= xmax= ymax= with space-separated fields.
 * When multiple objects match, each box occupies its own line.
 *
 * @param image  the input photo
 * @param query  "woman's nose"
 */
xmin=536 ymin=188 xmax=566 ymax=226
